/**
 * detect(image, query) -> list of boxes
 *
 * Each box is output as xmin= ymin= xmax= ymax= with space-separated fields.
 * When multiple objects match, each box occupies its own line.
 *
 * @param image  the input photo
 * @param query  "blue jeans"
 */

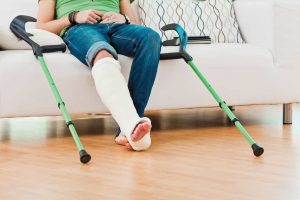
xmin=63 ymin=23 xmax=162 ymax=137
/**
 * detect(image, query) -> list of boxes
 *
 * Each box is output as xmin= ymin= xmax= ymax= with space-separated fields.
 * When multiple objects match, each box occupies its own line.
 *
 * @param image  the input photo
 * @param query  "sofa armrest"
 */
xmin=234 ymin=0 xmax=274 ymax=51
xmin=0 ymin=27 xmax=65 ymax=50
xmin=274 ymin=0 xmax=300 ymax=69
xmin=235 ymin=0 xmax=300 ymax=70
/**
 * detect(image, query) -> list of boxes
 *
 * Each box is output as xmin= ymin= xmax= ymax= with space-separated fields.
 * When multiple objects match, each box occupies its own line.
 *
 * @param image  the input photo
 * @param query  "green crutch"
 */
xmin=160 ymin=24 xmax=264 ymax=157
xmin=10 ymin=15 xmax=91 ymax=164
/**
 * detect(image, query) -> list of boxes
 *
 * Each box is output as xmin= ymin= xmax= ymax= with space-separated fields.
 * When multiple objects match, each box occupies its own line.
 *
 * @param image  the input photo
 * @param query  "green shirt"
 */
xmin=56 ymin=0 xmax=120 ymax=35
xmin=56 ymin=0 xmax=120 ymax=19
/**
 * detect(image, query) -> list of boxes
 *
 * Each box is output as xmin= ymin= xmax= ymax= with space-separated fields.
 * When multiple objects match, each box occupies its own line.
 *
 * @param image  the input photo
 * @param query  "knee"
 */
xmin=140 ymin=29 xmax=162 ymax=50
xmin=93 ymin=50 xmax=114 ymax=66
xmin=147 ymin=29 xmax=161 ymax=43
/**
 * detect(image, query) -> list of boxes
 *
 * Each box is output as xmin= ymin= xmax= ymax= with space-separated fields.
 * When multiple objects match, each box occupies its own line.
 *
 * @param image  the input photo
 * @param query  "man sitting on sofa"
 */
xmin=36 ymin=0 xmax=162 ymax=151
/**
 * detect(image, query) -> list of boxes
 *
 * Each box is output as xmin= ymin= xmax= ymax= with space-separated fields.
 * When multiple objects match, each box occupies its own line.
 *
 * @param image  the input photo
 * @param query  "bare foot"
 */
xmin=115 ymin=121 xmax=152 ymax=150
xmin=115 ymin=135 xmax=128 ymax=146
xmin=131 ymin=122 xmax=152 ymax=142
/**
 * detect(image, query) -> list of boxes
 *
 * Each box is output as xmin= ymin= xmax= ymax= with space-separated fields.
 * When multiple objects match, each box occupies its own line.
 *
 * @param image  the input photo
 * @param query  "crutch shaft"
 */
xmin=37 ymin=56 xmax=84 ymax=150
xmin=38 ymin=57 xmax=91 ymax=163
xmin=219 ymin=102 xmax=255 ymax=145
xmin=187 ymin=61 xmax=260 ymax=147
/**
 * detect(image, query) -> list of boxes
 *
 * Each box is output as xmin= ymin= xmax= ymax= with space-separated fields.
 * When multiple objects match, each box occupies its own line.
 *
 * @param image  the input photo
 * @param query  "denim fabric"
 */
xmin=86 ymin=41 xmax=119 ymax=68
xmin=63 ymin=23 xmax=162 ymax=137
xmin=63 ymin=24 xmax=119 ymax=67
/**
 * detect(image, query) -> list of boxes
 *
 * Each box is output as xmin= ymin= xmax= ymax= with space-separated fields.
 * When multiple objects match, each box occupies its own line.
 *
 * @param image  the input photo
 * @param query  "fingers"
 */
xmin=88 ymin=10 xmax=102 ymax=23
xmin=90 ymin=12 xmax=101 ymax=20
xmin=92 ymin=10 xmax=103 ymax=17
xmin=100 ymin=17 xmax=113 ymax=24
xmin=101 ymin=12 xmax=114 ymax=21
xmin=87 ymin=16 xmax=98 ymax=24
xmin=100 ymin=14 xmax=121 ymax=24
xmin=82 ymin=10 xmax=102 ymax=24
xmin=100 ymin=15 xmax=114 ymax=23
xmin=78 ymin=10 xmax=123 ymax=24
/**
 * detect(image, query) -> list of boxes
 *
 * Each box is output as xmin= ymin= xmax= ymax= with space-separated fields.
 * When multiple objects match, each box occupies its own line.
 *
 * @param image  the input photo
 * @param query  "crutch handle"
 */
xmin=41 ymin=44 xmax=67 ymax=54
xmin=10 ymin=15 xmax=66 ymax=57
xmin=160 ymin=52 xmax=193 ymax=62
xmin=160 ymin=23 xmax=192 ymax=62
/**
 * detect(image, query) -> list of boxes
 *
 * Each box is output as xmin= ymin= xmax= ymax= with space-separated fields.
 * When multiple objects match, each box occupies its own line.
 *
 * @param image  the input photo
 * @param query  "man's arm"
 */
xmin=119 ymin=0 xmax=138 ymax=24
xmin=36 ymin=0 xmax=71 ymax=35
xmin=36 ymin=0 xmax=103 ymax=35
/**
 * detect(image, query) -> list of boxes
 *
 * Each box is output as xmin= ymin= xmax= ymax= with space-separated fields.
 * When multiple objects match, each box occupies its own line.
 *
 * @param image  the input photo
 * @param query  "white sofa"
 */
xmin=0 ymin=0 xmax=299 ymax=124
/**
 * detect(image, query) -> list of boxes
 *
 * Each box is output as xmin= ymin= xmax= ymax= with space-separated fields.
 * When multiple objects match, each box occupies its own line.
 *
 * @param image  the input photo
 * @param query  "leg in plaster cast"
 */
xmin=92 ymin=50 xmax=152 ymax=150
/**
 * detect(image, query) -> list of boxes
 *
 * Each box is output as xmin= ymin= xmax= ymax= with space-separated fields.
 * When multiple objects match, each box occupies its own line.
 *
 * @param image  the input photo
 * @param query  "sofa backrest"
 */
xmin=0 ymin=0 xmax=141 ymax=29
xmin=0 ymin=0 xmax=37 ymax=28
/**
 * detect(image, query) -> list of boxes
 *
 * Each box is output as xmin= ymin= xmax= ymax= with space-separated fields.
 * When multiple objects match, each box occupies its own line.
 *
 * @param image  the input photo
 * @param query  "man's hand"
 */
xmin=100 ymin=12 xmax=127 ymax=24
xmin=75 ymin=10 xmax=103 ymax=24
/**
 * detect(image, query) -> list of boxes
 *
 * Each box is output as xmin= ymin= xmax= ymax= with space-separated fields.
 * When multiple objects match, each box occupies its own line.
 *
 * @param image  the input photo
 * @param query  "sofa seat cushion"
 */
xmin=0 ymin=43 xmax=294 ymax=117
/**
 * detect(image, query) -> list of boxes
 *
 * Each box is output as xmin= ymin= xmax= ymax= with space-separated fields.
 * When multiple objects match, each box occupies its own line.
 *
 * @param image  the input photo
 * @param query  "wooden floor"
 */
xmin=0 ymin=104 xmax=299 ymax=200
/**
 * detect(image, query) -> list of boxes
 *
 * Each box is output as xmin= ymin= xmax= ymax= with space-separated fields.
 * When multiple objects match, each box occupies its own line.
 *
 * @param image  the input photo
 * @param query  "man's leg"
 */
xmin=91 ymin=55 xmax=152 ymax=150
xmin=64 ymin=24 xmax=153 ymax=150
xmin=110 ymin=24 xmax=162 ymax=138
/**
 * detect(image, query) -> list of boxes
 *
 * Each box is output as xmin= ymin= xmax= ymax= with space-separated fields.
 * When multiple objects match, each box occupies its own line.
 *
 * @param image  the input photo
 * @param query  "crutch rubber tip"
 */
xmin=79 ymin=150 xmax=91 ymax=164
xmin=251 ymin=143 xmax=264 ymax=157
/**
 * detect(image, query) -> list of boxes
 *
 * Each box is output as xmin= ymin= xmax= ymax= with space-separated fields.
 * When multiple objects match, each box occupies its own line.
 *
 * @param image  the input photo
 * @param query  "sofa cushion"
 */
xmin=0 ymin=28 xmax=66 ymax=50
xmin=0 ymin=43 xmax=287 ymax=117
xmin=137 ymin=0 xmax=244 ymax=43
